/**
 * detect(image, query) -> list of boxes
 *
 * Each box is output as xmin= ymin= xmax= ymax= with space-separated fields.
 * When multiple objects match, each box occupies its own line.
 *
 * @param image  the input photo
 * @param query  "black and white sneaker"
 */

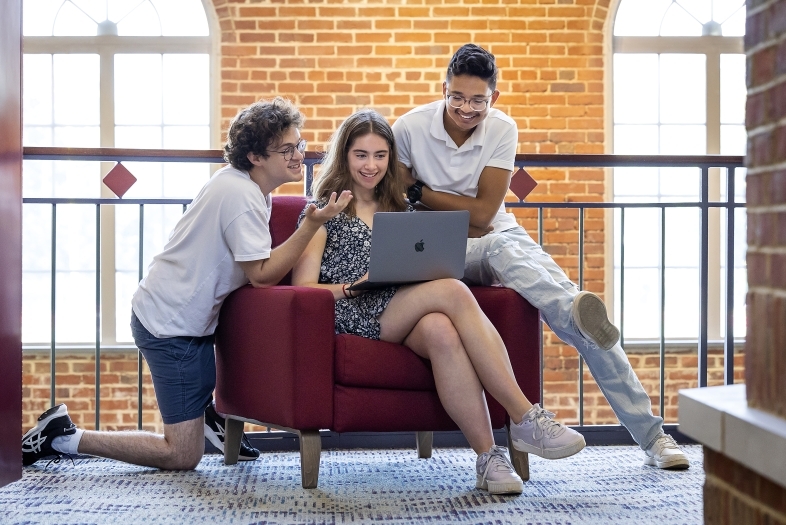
xmin=22 ymin=404 xmax=77 ymax=466
xmin=204 ymin=403 xmax=260 ymax=461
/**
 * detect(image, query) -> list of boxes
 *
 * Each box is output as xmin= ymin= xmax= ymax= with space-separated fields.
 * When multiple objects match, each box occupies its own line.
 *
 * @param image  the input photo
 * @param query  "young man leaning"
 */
xmin=22 ymin=97 xmax=352 ymax=470
xmin=391 ymin=43 xmax=689 ymax=470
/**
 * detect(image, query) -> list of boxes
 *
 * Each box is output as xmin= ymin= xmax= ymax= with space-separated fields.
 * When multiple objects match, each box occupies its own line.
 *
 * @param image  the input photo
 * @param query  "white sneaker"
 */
xmin=572 ymin=291 xmax=620 ymax=351
xmin=510 ymin=404 xmax=586 ymax=460
xmin=644 ymin=433 xmax=690 ymax=470
xmin=476 ymin=446 xmax=524 ymax=495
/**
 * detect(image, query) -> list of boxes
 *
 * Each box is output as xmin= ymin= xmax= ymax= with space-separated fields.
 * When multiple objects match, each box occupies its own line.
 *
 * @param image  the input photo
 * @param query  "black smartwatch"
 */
xmin=407 ymin=180 xmax=425 ymax=204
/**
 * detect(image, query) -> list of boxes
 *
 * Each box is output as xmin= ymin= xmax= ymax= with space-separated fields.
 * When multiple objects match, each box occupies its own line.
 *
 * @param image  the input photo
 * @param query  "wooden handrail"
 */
xmin=22 ymin=146 xmax=744 ymax=168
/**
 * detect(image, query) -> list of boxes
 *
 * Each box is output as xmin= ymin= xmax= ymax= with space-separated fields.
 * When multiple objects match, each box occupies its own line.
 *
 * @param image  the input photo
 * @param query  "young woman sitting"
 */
xmin=292 ymin=109 xmax=585 ymax=495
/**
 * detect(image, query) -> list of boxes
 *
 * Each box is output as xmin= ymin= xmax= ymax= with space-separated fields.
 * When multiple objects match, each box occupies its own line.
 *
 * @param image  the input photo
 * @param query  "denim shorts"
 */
xmin=130 ymin=311 xmax=215 ymax=425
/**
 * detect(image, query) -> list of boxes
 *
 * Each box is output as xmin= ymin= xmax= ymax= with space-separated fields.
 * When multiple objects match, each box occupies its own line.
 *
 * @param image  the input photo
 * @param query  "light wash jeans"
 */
xmin=463 ymin=225 xmax=663 ymax=450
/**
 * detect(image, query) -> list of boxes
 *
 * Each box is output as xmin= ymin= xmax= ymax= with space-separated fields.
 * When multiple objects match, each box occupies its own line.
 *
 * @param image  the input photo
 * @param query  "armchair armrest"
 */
xmin=215 ymin=285 xmax=336 ymax=430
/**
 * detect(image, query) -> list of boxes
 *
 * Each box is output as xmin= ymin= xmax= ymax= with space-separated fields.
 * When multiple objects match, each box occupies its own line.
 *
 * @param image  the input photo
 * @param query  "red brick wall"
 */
xmin=704 ymin=448 xmax=786 ymax=525
xmin=213 ymin=0 xmax=610 ymax=153
xmin=211 ymin=0 xmax=612 ymax=425
xmin=745 ymin=0 xmax=786 ymax=418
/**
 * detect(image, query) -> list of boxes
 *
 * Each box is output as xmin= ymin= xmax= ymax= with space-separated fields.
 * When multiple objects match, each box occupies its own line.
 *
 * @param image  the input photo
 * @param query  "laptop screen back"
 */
xmin=366 ymin=210 xmax=469 ymax=284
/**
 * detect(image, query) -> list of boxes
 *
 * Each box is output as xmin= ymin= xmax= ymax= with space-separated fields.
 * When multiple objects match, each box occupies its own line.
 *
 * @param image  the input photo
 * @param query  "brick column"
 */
xmin=699 ymin=1 xmax=786 ymax=523
xmin=745 ymin=0 xmax=786 ymax=418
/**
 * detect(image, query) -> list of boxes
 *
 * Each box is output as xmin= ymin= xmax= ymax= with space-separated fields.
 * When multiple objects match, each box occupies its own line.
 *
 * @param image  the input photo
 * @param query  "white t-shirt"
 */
xmin=392 ymin=100 xmax=519 ymax=232
xmin=132 ymin=165 xmax=272 ymax=338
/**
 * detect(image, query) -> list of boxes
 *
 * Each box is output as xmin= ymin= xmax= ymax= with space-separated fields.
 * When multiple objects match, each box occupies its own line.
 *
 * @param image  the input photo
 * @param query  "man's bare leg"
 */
xmin=78 ymin=416 xmax=205 ymax=470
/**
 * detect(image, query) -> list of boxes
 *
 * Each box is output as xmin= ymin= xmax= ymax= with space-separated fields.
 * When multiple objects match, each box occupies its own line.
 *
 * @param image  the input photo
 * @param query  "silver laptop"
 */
xmin=348 ymin=210 xmax=470 ymax=292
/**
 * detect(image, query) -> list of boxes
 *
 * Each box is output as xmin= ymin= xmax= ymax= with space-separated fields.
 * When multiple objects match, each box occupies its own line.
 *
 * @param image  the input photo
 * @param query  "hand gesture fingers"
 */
xmin=306 ymin=191 xmax=353 ymax=224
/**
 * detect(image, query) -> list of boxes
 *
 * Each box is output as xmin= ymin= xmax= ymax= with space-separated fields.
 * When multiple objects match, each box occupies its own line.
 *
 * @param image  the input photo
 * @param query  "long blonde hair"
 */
xmin=313 ymin=109 xmax=407 ymax=216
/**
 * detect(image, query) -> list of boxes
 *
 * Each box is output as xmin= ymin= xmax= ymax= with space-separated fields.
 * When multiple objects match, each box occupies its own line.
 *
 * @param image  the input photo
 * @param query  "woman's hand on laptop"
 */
xmin=304 ymin=190 xmax=353 ymax=225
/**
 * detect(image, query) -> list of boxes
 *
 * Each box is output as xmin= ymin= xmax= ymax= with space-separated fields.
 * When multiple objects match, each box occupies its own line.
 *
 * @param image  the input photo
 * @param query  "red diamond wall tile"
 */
xmin=103 ymin=163 xmax=137 ymax=198
xmin=509 ymin=168 xmax=538 ymax=201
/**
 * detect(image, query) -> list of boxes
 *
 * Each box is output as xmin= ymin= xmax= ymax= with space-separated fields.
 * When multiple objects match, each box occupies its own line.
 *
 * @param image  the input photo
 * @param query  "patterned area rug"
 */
xmin=2 ymin=445 xmax=703 ymax=525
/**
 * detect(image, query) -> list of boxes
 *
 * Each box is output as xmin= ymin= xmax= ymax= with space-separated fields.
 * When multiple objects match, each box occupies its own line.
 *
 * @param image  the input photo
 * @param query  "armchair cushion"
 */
xmin=333 ymin=386 xmax=457 ymax=432
xmin=335 ymin=335 xmax=436 ymax=391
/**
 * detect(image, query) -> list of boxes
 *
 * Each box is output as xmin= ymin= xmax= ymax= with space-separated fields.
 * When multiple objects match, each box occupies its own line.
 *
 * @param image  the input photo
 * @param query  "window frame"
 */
xmin=606 ymin=1 xmax=745 ymax=342
xmin=23 ymin=15 xmax=217 ymax=347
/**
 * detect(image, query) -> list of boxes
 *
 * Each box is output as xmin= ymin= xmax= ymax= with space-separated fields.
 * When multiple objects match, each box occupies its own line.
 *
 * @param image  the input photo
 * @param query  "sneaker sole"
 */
xmin=22 ymin=404 xmax=69 ymax=442
xmin=644 ymin=455 xmax=690 ymax=470
xmin=511 ymin=435 xmax=586 ymax=460
xmin=476 ymin=476 xmax=524 ymax=495
xmin=573 ymin=292 xmax=620 ymax=351
xmin=203 ymin=423 xmax=258 ymax=461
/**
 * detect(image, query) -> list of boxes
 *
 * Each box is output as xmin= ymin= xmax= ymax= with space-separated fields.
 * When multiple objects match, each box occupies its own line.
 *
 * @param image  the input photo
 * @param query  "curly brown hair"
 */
xmin=313 ymin=109 xmax=407 ymax=217
xmin=223 ymin=97 xmax=305 ymax=171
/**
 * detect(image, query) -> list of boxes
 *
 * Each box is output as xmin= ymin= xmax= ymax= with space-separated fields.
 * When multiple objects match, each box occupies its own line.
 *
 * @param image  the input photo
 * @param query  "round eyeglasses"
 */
xmin=270 ymin=138 xmax=307 ymax=161
xmin=446 ymin=95 xmax=490 ymax=112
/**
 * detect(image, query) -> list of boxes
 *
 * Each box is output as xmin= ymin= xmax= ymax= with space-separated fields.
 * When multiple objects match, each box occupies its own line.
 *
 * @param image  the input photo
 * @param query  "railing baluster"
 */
xmin=138 ymin=204 xmax=144 ymax=430
xmin=578 ymin=207 xmax=584 ymax=427
xmin=95 ymin=204 xmax=101 ymax=431
xmin=725 ymin=167 xmax=736 ymax=385
xmin=50 ymin=203 xmax=57 ymax=407
xmin=660 ymin=206 xmax=666 ymax=418
xmin=699 ymin=167 xmax=710 ymax=388
xmin=538 ymin=206 xmax=544 ymax=408
xmin=619 ymin=208 xmax=625 ymax=349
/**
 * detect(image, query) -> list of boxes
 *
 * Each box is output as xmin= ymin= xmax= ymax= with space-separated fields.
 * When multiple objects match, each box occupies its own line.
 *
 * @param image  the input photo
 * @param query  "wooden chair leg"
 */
xmin=416 ymin=431 xmax=433 ymax=459
xmin=507 ymin=424 xmax=530 ymax=481
xmin=223 ymin=417 xmax=244 ymax=466
xmin=298 ymin=430 xmax=322 ymax=489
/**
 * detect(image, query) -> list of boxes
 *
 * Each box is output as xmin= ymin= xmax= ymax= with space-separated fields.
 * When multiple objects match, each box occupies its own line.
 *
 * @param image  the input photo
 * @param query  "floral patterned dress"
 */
xmin=298 ymin=205 xmax=411 ymax=340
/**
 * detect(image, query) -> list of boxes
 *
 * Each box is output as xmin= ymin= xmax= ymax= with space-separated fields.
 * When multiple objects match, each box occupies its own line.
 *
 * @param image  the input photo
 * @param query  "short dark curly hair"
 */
xmin=223 ymin=97 xmax=305 ymax=171
xmin=446 ymin=43 xmax=498 ymax=91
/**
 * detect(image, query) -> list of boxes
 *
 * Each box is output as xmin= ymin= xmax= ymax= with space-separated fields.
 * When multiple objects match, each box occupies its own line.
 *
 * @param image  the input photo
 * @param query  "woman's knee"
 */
xmin=419 ymin=313 xmax=463 ymax=356
xmin=429 ymin=278 xmax=475 ymax=306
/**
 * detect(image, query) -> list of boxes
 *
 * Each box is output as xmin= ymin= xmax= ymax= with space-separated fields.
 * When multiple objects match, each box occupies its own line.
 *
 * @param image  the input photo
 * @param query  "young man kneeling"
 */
xmin=22 ymin=98 xmax=351 ymax=470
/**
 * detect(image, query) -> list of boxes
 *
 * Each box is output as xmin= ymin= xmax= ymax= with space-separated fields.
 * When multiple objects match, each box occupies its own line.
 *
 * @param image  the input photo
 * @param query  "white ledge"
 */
xmin=679 ymin=384 xmax=786 ymax=488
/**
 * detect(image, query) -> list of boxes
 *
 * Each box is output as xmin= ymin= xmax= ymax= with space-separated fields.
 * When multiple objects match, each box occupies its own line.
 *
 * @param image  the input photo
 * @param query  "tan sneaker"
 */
xmin=510 ymin=404 xmax=586 ymax=460
xmin=572 ymin=291 xmax=620 ymax=351
xmin=644 ymin=433 xmax=690 ymax=470
xmin=476 ymin=446 xmax=524 ymax=495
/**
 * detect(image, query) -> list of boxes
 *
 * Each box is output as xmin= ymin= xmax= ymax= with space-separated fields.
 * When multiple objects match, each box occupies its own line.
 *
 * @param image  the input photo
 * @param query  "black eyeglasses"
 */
xmin=269 ymin=138 xmax=307 ymax=161
xmin=446 ymin=95 xmax=490 ymax=112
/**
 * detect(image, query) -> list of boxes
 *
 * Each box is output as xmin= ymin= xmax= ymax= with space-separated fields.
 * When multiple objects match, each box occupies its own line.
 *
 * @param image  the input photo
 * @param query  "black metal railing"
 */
xmin=22 ymin=147 xmax=745 ymax=442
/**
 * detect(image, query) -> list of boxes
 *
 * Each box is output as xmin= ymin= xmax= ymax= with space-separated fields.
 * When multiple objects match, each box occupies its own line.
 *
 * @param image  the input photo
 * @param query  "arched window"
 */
xmin=22 ymin=0 xmax=214 ymax=345
xmin=611 ymin=0 xmax=746 ymax=341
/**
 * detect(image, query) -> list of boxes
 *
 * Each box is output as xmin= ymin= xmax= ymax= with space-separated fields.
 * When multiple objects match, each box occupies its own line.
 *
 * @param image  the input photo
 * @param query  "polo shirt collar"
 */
xmin=430 ymin=100 xmax=487 ymax=151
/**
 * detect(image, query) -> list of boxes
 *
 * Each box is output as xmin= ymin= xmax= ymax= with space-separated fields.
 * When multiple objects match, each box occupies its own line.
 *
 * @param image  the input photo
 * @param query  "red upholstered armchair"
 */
xmin=214 ymin=196 xmax=541 ymax=488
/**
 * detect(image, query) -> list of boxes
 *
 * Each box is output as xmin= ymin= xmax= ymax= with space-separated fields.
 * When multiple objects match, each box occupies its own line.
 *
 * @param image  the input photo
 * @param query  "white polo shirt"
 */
xmin=132 ymin=165 xmax=272 ymax=338
xmin=392 ymin=100 xmax=519 ymax=232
